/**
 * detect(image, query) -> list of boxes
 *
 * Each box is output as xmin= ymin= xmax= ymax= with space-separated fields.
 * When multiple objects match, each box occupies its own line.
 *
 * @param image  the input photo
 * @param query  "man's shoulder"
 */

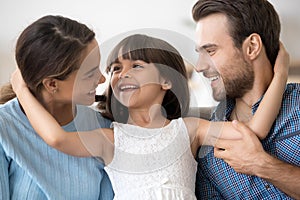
xmin=284 ymin=83 xmax=300 ymax=95
xmin=283 ymin=83 xmax=300 ymax=107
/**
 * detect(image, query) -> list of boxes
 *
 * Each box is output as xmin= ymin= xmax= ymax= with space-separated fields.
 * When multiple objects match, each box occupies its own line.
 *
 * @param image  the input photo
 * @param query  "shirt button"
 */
xmin=265 ymin=184 xmax=271 ymax=190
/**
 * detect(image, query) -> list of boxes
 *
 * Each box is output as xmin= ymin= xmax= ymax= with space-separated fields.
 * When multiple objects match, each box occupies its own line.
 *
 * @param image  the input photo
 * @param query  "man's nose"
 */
xmin=194 ymin=50 xmax=213 ymax=73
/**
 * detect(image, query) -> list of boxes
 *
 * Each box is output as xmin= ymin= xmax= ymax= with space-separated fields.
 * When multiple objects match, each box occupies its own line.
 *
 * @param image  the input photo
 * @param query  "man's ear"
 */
xmin=161 ymin=79 xmax=172 ymax=90
xmin=42 ymin=78 xmax=58 ymax=94
xmin=243 ymin=33 xmax=262 ymax=60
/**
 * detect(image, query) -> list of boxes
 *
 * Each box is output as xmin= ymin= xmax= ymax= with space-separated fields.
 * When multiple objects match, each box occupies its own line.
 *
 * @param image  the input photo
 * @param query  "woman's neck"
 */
xmin=39 ymin=95 xmax=75 ymax=126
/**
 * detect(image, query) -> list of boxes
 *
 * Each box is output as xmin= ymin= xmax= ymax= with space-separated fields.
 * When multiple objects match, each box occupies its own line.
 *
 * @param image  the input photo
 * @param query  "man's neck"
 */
xmin=232 ymin=62 xmax=273 ymax=122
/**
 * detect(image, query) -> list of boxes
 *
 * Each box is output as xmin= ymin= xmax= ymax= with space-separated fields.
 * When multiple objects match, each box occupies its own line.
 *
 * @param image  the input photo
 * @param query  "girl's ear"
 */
xmin=42 ymin=78 xmax=59 ymax=94
xmin=243 ymin=33 xmax=262 ymax=61
xmin=161 ymin=79 xmax=172 ymax=90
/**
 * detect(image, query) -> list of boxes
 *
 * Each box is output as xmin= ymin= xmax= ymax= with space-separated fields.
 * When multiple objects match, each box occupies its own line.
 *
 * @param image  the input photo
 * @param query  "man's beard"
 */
xmin=224 ymin=59 xmax=254 ymax=99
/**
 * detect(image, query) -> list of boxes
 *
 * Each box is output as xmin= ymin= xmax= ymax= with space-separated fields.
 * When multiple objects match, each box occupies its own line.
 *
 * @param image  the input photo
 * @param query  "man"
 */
xmin=192 ymin=0 xmax=300 ymax=199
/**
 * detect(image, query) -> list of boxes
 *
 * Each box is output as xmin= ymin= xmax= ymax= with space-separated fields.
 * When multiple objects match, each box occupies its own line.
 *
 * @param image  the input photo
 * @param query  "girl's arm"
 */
xmin=245 ymin=42 xmax=289 ymax=139
xmin=10 ymin=69 xmax=113 ymax=160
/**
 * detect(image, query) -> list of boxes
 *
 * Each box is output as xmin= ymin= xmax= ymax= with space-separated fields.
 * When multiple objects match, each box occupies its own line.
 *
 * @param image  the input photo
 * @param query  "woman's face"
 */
xmin=55 ymin=39 xmax=105 ymax=105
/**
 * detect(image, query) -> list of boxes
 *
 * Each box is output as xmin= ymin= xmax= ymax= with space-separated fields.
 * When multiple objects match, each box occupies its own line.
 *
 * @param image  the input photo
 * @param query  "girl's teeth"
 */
xmin=120 ymin=85 xmax=138 ymax=90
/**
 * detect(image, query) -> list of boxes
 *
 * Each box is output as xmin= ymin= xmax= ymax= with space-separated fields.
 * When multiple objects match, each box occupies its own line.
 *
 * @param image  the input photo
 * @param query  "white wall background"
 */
xmin=0 ymin=0 xmax=299 ymax=106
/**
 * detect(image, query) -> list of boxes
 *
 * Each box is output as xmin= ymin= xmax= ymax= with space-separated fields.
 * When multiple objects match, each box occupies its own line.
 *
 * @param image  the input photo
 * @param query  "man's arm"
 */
xmin=214 ymin=120 xmax=300 ymax=199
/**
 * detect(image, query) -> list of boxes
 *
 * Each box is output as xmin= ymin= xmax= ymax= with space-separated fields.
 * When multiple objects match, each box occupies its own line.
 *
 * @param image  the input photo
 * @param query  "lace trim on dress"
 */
xmin=108 ymin=118 xmax=191 ymax=173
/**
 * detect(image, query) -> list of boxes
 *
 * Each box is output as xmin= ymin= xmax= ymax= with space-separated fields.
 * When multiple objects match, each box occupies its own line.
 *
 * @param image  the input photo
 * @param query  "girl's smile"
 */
xmin=110 ymin=58 xmax=166 ymax=108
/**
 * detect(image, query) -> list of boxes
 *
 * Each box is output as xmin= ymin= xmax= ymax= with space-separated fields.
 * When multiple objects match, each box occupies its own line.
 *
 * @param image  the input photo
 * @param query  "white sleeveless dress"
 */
xmin=104 ymin=118 xmax=197 ymax=200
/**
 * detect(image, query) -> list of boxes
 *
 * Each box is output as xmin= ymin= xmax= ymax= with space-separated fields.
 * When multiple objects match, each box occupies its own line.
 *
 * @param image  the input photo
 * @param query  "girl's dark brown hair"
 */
xmin=192 ymin=0 xmax=280 ymax=67
xmin=0 ymin=15 xmax=95 ymax=104
xmin=102 ymin=34 xmax=190 ymax=123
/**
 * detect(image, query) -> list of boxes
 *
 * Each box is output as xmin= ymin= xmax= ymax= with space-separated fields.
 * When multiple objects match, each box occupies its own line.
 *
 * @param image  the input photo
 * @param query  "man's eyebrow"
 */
xmin=195 ymin=43 xmax=217 ymax=52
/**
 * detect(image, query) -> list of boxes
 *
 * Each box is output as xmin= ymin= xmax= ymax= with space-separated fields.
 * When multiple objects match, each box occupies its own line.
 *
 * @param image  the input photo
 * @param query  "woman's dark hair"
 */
xmin=192 ymin=0 xmax=280 ymax=67
xmin=0 ymin=15 xmax=95 ymax=103
xmin=102 ymin=34 xmax=190 ymax=123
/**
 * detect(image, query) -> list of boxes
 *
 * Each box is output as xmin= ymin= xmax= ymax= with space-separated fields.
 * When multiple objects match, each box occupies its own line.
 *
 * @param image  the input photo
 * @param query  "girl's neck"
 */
xmin=127 ymin=104 xmax=169 ymax=128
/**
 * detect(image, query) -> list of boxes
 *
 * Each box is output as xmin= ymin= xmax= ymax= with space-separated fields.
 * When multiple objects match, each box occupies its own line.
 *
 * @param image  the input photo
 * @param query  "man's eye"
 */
xmin=206 ymin=49 xmax=215 ymax=55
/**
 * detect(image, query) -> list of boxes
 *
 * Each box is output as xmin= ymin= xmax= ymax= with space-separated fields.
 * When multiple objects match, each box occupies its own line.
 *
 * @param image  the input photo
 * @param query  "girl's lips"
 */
xmin=119 ymin=85 xmax=138 ymax=91
xmin=117 ymin=83 xmax=139 ymax=92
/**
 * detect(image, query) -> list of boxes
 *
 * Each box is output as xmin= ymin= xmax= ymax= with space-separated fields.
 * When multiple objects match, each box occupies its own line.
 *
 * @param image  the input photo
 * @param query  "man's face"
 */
xmin=195 ymin=13 xmax=254 ymax=101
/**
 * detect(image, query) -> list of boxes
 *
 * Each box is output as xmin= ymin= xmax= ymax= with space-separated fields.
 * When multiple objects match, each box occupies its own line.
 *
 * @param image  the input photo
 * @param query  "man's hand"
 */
xmin=214 ymin=120 xmax=300 ymax=199
xmin=214 ymin=120 xmax=268 ymax=175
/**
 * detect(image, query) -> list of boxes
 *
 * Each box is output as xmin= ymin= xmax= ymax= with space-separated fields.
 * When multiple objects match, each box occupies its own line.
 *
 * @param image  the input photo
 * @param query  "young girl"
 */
xmin=12 ymin=34 xmax=288 ymax=199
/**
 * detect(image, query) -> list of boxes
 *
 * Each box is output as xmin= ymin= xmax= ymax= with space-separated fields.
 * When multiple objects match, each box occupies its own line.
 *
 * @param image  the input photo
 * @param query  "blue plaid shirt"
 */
xmin=195 ymin=83 xmax=300 ymax=199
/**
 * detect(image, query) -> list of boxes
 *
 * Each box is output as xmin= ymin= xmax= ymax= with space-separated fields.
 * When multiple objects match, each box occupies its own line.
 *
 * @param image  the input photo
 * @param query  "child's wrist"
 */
xmin=15 ymin=86 xmax=30 ymax=98
xmin=274 ymin=71 xmax=288 ymax=80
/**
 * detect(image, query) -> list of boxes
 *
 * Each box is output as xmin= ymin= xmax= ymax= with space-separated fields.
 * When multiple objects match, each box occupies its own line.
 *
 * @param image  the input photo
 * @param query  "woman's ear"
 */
xmin=243 ymin=33 xmax=262 ymax=61
xmin=161 ymin=79 xmax=172 ymax=90
xmin=42 ymin=78 xmax=58 ymax=94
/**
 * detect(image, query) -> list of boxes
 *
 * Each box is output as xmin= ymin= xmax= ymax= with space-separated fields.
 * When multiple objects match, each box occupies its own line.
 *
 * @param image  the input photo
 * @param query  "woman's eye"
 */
xmin=83 ymin=73 xmax=94 ymax=79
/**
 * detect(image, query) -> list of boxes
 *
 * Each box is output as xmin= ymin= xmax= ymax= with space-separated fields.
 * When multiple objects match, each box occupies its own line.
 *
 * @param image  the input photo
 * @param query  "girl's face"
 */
xmin=110 ymin=57 xmax=167 ymax=109
xmin=55 ymin=39 xmax=106 ymax=105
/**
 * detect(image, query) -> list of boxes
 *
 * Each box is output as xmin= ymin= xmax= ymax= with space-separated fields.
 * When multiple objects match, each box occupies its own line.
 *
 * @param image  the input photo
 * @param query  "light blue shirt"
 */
xmin=0 ymin=98 xmax=114 ymax=200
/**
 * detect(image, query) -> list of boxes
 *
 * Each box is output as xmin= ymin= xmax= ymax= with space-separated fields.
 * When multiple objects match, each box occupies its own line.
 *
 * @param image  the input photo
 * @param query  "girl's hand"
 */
xmin=10 ymin=68 xmax=28 ymax=95
xmin=274 ymin=42 xmax=290 ymax=79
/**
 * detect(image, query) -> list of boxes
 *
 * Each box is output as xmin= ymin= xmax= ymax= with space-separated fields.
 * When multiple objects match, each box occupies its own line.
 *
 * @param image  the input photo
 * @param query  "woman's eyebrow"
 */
xmin=84 ymin=66 xmax=99 ymax=75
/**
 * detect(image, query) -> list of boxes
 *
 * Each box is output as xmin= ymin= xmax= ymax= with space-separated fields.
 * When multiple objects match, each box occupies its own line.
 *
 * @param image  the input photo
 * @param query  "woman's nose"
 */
xmin=98 ymin=74 xmax=106 ymax=84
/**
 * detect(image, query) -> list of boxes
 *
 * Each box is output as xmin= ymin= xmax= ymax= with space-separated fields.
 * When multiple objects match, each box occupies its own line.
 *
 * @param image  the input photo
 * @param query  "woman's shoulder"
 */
xmin=0 ymin=98 xmax=23 ymax=120
xmin=73 ymin=105 xmax=112 ymax=129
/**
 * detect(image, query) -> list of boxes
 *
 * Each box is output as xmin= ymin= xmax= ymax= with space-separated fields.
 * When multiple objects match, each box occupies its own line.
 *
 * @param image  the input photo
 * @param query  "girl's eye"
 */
xmin=111 ymin=66 xmax=121 ymax=73
xmin=133 ymin=64 xmax=144 ymax=69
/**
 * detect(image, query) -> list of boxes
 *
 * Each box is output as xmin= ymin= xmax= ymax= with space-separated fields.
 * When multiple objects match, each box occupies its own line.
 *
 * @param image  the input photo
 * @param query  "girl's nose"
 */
xmin=118 ymin=69 xmax=131 ymax=79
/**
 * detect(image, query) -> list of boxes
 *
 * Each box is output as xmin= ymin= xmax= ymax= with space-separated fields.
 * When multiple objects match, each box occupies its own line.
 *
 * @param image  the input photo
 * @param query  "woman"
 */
xmin=0 ymin=15 xmax=113 ymax=199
